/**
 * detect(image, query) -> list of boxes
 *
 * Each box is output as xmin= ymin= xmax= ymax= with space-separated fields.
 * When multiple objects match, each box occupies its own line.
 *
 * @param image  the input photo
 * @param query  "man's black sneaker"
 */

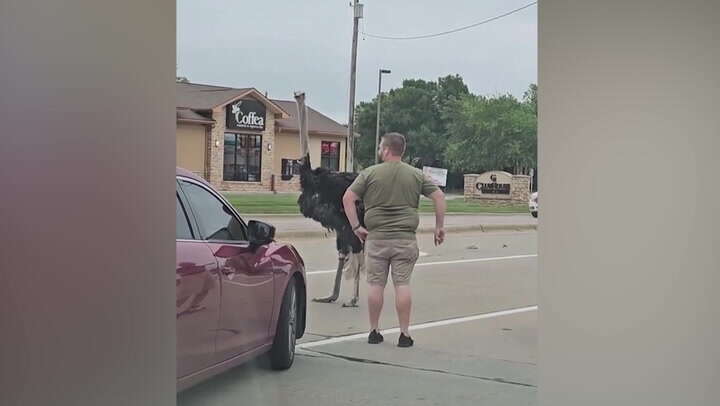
xmin=398 ymin=333 xmax=414 ymax=348
xmin=368 ymin=330 xmax=384 ymax=344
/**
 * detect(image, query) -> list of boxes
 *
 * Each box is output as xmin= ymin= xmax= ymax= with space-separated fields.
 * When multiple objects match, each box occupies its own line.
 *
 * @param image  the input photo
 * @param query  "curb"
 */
xmin=253 ymin=212 xmax=531 ymax=218
xmin=275 ymin=223 xmax=536 ymax=240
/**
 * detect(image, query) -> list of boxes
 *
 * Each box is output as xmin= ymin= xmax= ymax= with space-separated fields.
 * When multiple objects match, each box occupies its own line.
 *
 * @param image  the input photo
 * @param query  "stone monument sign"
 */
xmin=464 ymin=171 xmax=531 ymax=206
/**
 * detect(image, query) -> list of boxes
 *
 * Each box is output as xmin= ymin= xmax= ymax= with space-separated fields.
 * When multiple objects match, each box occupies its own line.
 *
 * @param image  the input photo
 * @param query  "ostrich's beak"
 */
xmin=294 ymin=91 xmax=310 ymax=159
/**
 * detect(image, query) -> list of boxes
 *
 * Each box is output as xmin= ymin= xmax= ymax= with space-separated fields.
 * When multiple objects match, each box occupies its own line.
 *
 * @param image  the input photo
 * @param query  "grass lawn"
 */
xmin=223 ymin=193 xmax=527 ymax=215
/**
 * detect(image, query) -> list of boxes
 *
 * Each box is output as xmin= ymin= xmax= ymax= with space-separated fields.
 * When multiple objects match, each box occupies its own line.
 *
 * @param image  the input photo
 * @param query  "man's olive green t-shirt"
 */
xmin=349 ymin=161 xmax=439 ymax=240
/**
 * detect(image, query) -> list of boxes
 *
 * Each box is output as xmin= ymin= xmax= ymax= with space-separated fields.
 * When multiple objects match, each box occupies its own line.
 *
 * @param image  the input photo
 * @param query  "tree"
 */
xmin=444 ymin=88 xmax=537 ymax=175
xmin=523 ymin=83 xmax=537 ymax=117
xmin=354 ymin=75 xmax=469 ymax=170
xmin=354 ymin=77 xmax=536 ymax=189
xmin=354 ymin=78 xmax=440 ymax=169
xmin=437 ymin=74 xmax=470 ymax=106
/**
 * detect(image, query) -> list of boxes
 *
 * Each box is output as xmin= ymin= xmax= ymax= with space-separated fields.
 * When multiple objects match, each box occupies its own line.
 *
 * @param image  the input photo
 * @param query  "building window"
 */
xmin=223 ymin=133 xmax=262 ymax=182
xmin=281 ymin=159 xmax=301 ymax=181
xmin=320 ymin=141 xmax=341 ymax=172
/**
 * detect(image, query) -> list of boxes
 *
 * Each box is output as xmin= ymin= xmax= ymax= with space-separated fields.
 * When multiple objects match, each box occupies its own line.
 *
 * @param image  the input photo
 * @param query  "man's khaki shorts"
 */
xmin=365 ymin=239 xmax=420 ymax=286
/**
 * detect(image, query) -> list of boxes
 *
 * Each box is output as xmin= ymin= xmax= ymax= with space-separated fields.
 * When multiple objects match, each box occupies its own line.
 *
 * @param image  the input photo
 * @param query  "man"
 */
xmin=342 ymin=132 xmax=446 ymax=348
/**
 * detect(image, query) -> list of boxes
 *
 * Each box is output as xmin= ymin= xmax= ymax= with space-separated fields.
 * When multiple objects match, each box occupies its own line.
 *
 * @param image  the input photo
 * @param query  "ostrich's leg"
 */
xmin=341 ymin=270 xmax=360 ymax=308
xmin=342 ymin=251 xmax=363 ymax=308
xmin=312 ymin=252 xmax=345 ymax=303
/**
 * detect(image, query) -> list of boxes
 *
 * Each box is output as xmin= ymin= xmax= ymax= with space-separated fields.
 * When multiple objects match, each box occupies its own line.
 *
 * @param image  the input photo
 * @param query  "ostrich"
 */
xmin=293 ymin=92 xmax=364 ymax=307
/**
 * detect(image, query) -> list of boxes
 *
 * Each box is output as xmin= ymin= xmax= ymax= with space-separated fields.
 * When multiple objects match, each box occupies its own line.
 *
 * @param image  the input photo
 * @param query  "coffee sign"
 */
xmin=226 ymin=99 xmax=266 ymax=131
xmin=475 ymin=171 xmax=512 ymax=195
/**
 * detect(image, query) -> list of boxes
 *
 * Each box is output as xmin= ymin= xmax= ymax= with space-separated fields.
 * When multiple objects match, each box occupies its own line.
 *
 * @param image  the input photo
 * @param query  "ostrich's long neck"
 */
xmin=294 ymin=92 xmax=310 ymax=160
xmin=298 ymin=153 xmax=315 ymax=190
xmin=299 ymin=130 xmax=310 ymax=159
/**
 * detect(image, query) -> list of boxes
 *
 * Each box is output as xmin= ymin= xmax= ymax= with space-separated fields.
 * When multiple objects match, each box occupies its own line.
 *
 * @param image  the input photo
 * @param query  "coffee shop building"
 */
xmin=176 ymin=81 xmax=348 ymax=192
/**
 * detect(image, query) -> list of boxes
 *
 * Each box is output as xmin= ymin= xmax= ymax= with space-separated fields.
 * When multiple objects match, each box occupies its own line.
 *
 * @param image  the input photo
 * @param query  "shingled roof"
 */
xmin=175 ymin=83 xmax=344 ymax=135
xmin=177 ymin=82 xmax=252 ymax=110
xmin=176 ymin=82 xmax=287 ymax=115
xmin=176 ymin=108 xmax=214 ymax=124
xmin=272 ymin=99 xmax=347 ymax=136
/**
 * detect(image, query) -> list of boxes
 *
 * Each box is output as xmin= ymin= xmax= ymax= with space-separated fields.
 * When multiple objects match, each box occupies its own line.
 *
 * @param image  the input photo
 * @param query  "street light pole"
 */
xmin=374 ymin=68 xmax=391 ymax=164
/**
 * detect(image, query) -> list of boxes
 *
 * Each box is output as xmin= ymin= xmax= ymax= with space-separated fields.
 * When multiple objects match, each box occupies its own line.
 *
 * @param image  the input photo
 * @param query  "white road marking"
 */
xmin=305 ymin=254 xmax=538 ymax=276
xmin=419 ymin=251 xmax=429 ymax=257
xmin=297 ymin=305 xmax=538 ymax=349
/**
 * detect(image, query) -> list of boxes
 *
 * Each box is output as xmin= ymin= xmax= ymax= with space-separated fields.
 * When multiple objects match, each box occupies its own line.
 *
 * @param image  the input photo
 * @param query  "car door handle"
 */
xmin=272 ymin=264 xmax=292 ymax=275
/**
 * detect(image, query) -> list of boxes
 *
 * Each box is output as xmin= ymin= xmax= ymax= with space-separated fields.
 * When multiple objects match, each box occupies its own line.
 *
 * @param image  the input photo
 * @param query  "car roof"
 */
xmin=176 ymin=167 xmax=211 ymax=187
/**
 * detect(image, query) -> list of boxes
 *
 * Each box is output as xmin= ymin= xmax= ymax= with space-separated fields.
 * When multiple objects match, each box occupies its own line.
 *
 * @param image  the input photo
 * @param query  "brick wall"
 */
xmin=510 ymin=175 xmax=531 ymax=203
xmin=275 ymin=176 xmax=301 ymax=192
xmin=464 ymin=174 xmax=479 ymax=196
xmin=207 ymin=107 xmax=225 ymax=187
xmin=208 ymin=103 xmax=276 ymax=192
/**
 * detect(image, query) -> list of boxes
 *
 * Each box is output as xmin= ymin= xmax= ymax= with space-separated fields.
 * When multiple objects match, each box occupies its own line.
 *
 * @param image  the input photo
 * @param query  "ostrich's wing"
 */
xmin=356 ymin=200 xmax=366 ymax=227
xmin=297 ymin=192 xmax=319 ymax=219
xmin=297 ymin=192 xmax=347 ymax=232
xmin=314 ymin=169 xmax=359 ymax=207
xmin=312 ymin=169 xmax=366 ymax=226
xmin=297 ymin=167 xmax=365 ymax=253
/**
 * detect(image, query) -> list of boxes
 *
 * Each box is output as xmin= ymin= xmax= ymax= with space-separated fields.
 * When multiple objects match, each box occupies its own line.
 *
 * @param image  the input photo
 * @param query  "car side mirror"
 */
xmin=248 ymin=220 xmax=275 ymax=246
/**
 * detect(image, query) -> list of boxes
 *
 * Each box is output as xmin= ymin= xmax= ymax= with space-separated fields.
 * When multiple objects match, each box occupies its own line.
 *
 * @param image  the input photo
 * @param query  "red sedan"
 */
xmin=175 ymin=168 xmax=306 ymax=391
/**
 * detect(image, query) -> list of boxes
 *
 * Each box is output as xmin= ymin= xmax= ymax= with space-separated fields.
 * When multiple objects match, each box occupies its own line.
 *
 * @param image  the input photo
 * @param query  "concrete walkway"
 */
xmin=251 ymin=213 xmax=537 ymax=239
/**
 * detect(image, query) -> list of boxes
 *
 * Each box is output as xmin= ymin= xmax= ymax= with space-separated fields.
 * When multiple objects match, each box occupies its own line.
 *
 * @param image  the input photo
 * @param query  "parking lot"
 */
xmin=178 ymin=230 xmax=538 ymax=406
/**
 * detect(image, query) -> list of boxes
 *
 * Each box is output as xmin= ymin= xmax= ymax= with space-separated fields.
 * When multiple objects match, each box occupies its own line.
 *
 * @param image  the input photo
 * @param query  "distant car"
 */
xmin=529 ymin=192 xmax=538 ymax=218
xmin=175 ymin=167 xmax=306 ymax=391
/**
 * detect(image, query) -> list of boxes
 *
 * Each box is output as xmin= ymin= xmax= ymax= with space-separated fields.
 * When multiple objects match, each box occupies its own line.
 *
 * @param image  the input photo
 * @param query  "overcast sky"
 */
xmin=177 ymin=0 xmax=537 ymax=122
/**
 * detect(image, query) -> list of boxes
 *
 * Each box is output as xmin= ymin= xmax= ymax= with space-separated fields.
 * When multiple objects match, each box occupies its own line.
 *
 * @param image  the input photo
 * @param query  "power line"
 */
xmin=361 ymin=1 xmax=537 ymax=41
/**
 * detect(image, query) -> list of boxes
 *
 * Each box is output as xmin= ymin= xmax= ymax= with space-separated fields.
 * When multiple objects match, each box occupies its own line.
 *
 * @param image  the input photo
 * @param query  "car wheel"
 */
xmin=531 ymin=211 xmax=538 ymax=218
xmin=269 ymin=280 xmax=297 ymax=370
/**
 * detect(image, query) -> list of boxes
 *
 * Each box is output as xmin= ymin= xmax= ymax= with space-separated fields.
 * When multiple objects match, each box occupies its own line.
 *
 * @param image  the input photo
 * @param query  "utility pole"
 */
xmin=346 ymin=0 xmax=362 ymax=173
xmin=374 ymin=68 xmax=391 ymax=164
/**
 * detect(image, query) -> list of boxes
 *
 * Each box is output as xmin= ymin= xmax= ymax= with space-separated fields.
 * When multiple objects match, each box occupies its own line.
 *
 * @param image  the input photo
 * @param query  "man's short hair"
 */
xmin=381 ymin=132 xmax=406 ymax=156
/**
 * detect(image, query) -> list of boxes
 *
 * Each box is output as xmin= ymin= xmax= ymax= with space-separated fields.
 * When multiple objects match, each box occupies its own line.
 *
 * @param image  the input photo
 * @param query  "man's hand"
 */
xmin=343 ymin=189 xmax=366 ymax=242
xmin=354 ymin=226 xmax=369 ymax=242
xmin=434 ymin=227 xmax=445 ymax=246
xmin=429 ymin=189 xmax=446 ymax=246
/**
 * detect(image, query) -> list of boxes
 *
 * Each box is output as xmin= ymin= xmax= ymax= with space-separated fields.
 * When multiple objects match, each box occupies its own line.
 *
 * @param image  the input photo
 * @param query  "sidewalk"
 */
xmin=252 ymin=213 xmax=537 ymax=239
xmin=223 ymin=191 xmax=466 ymax=200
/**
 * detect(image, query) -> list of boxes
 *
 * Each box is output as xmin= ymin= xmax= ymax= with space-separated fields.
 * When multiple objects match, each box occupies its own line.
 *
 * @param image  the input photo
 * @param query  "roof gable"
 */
xmin=176 ymin=82 xmax=288 ymax=116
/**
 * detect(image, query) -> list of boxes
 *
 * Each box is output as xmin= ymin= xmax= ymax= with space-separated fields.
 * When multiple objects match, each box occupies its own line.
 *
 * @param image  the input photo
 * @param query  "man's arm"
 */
xmin=343 ymin=189 xmax=368 ymax=241
xmin=429 ymin=189 xmax=446 ymax=245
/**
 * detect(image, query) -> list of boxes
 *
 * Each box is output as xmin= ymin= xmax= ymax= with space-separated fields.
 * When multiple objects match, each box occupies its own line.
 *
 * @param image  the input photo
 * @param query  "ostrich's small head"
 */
xmin=298 ymin=153 xmax=312 ymax=171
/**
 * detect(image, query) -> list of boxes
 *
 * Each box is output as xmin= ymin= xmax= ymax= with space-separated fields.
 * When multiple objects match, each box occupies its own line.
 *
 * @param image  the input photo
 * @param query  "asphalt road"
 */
xmin=178 ymin=230 xmax=538 ymax=406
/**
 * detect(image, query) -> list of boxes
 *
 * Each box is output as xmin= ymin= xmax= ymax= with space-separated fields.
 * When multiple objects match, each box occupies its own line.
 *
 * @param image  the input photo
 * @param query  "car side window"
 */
xmin=176 ymin=194 xmax=194 ymax=240
xmin=180 ymin=180 xmax=247 ymax=241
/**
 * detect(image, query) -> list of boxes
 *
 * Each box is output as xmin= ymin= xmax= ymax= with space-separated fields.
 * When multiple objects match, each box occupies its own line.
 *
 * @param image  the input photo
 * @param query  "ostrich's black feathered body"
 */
xmin=297 ymin=155 xmax=365 ymax=255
